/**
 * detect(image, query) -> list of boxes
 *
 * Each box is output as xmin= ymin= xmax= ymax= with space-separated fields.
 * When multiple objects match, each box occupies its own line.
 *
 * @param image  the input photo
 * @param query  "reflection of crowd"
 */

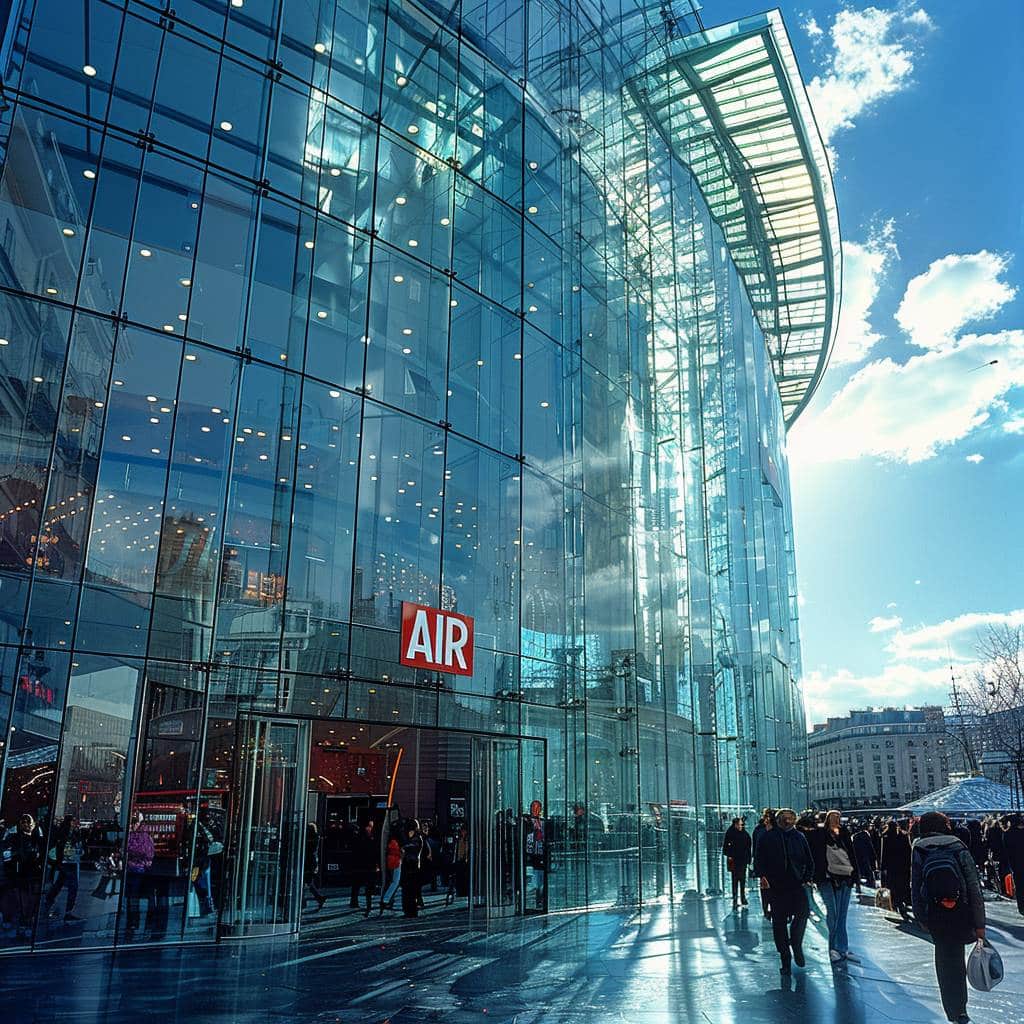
xmin=0 ymin=803 xmax=225 ymax=946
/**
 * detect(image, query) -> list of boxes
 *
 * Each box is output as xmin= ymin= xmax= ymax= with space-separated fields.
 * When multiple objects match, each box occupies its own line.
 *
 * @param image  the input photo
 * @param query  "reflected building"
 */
xmin=0 ymin=0 xmax=838 ymax=952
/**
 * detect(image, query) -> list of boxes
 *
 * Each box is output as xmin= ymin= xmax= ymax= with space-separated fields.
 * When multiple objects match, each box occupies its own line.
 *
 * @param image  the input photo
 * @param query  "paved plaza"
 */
xmin=3 ymin=892 xmax=1022 ymax=1023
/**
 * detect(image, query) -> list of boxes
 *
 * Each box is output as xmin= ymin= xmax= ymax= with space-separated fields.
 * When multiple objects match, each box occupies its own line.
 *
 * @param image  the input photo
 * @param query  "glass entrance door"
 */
xmin=230 ymin=717 xmax=309 ymax=937
xmin=470 ymin=737 xmax=522 ymax=917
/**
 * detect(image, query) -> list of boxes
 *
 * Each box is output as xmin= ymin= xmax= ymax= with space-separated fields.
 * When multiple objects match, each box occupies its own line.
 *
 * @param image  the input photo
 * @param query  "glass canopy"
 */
xmin=624 ymin=8 xmax=841 ymax=425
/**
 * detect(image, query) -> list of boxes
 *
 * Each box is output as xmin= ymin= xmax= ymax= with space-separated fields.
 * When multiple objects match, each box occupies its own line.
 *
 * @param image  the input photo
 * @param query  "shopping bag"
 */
xmin=874 ymin=887 xmax=893 ymax=911
xmin=967 ymin=938 xmax=1004 ymax=992
xmin=1005 ymin=873 xmax=1015 ymax=899
xmin=187 ymin=888 xmax=201 ymax=919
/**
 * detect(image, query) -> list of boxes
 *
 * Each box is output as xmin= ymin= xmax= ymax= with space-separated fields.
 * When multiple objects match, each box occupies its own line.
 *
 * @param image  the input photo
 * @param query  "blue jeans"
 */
xmin=381 ymin=865 xmax=402 ymax=907
xmin=819 ymin=881 xmax=852 ymax=953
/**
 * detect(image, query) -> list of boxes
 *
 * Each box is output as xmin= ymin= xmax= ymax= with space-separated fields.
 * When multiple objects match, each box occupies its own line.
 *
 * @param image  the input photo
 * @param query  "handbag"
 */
xmin=874 ymin=886 xmax=893 ymax=911
xmin=967 ymin=938 xmax=1004 ymax=992
xmin=826 ymin=843 xmax=855 ymax=878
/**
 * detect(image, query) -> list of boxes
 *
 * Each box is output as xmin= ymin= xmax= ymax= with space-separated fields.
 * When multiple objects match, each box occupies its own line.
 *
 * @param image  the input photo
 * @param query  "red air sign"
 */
xmin=400 ymin=602 xmax=474 ymax=677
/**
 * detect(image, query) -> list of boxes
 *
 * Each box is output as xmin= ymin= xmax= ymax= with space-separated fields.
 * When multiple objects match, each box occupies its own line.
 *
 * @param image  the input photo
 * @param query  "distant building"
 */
xmin=807 ymin=708 xmax=967 ymax=810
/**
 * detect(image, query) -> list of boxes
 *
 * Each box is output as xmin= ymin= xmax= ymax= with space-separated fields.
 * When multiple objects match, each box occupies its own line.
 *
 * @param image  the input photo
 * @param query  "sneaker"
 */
xmin=829 ymin=950 xmax=844 ymax=963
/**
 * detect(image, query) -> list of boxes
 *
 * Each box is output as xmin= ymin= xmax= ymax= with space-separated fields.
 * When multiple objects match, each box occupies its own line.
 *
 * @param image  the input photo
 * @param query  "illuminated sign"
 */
xmin=400 ymin=601 xmax=474 ymax=677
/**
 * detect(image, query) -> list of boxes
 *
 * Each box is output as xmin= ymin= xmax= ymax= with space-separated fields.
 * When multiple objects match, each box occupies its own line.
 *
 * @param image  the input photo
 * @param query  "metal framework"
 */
xmin=626 ymin=9 xmax=841 ymax=426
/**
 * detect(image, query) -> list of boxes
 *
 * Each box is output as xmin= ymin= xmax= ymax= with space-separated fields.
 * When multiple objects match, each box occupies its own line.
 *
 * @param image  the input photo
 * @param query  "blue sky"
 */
xmin=711 ymin=1 xmax=1024 ymax=721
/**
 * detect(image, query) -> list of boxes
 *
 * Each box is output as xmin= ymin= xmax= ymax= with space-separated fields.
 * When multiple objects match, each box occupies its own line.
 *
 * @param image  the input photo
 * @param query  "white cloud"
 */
xmin=1004 ymin=416 xmax=1024 ymax=435
xmin=804 ymin=16 xmax=824 ymax=39
xmin=803 ymin=663 xmax=952 ymax=723
xmin=965 ymin=453 xmax=984 ymax=463
xmin=896 ymin=251 xmax=1017 ymax=350
xmin=805 ymin=5 xmax=933 ymax=148
xmin=886 ymin=602 xmax=899 ymax=609
xmin=869 ymin=615 xmax=903 ymax=633
xmin=791 ymin=328 xmax=1024 ymax=464
xmin=886 ymin=609 xmax=1024 ymax=663
xmin=832 ymin=222 xmax=898 ymax=366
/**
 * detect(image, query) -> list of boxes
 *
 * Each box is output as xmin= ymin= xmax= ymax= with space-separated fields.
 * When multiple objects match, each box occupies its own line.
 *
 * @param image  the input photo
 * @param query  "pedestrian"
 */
xmin=752 ymin=808 xmax=776 ymax=920
xmin=911 ymin=811 xmax=986 ymax=1024
xmin=3 ymin=814 xmax=44 ymax=940
xmin=44 ymin=815 xmax=83 ymax=923
xmin=123 ymin=810 xmax=155 ymax=936
xmin=349 ymin=818 xmax=378 ymax=917
xmin=722 ymin=817 xmax=752 ymax=908
xmin=303 ymin=822 xmax=327 ymax=912
xmin=400 ymin=819 xmax=429 ymax=918
xmin=753 ymin=808 xmax=814 ymax=974
xmin=1004 ymin=813 xmax=1024 ymax=916
xmin=812 ymin=810 xmax=860 ymax=964
xmin=881 ymin=818 xmax=912 ymax=918
xmin=378 ymin=830 xmax=402 ymax=914
xmin=852 ymin=819 xmax=877 ymax=891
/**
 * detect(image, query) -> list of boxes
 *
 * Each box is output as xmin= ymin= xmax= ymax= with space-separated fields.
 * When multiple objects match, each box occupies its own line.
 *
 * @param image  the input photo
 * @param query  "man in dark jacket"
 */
xmin=852 ymin=820 xmax=877 ymax=891
xmin=1005 ymin=814 xmax=1024 ymax=916
xmin=350 ymin=819 xmax=379 ymax=916
xmin=753 ymin=808 xmax=814 ymax=974
xmin=722 ymin=817 xmax=752 ymax=908
xmin=911 ymin=812 xmax=985 ymax=1024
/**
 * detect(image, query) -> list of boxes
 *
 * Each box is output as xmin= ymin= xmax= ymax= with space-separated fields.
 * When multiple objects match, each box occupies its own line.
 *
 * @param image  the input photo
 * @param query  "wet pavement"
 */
xmin=3 ymin=891 xmax=1022 ymax=1023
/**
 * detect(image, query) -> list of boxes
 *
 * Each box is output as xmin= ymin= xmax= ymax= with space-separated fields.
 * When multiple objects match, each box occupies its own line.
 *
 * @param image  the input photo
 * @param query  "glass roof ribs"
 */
xmin=623 ymin=9 xmax=840 ymax=426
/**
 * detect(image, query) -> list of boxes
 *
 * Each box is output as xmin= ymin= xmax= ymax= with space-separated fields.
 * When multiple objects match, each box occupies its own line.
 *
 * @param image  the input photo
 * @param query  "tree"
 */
xmin=962 ymin=624 xmax=1024 ymax=797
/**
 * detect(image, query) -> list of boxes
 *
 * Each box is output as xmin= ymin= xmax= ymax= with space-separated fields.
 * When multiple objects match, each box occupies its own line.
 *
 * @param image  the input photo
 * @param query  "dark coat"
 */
xmin=352 ymin=828 xmax=380 ymax=876
xmin=881 ymin=829 xmax=912 ymax=901
xmin=722 ymin=826 xmax=752 ymax=872
xmin=911 ymin=834 xmax=985 ymax=944
xmin=753 ymin=826 xmax=814 ymax=892
xmin=1005 ymin=826 xmax=1024 ymax=874
xmin=3 ymin=829 xmax=44 ymax=880
xmin=853 ymin=829 xmax=877 ymax=876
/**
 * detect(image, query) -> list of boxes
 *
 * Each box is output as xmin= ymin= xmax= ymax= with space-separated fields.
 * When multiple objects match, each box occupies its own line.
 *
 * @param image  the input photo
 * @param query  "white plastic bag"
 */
xmin=967 ymin=938 xmax=1004 ymax=992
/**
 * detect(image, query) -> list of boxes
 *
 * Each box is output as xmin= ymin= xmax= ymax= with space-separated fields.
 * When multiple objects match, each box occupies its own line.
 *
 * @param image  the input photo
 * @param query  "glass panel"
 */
xmin=33 ymin=655 xmax=143 ymax=949
xmin=0 ymin=647 xmax=70 ymax=949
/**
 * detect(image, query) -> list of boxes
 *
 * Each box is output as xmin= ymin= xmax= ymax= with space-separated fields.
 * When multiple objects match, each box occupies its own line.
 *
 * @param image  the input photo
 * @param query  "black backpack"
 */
xmin=921 ymin=843 xmax=967 ymax=910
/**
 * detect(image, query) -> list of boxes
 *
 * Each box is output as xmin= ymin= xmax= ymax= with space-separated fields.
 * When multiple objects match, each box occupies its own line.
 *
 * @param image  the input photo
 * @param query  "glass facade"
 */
xmin=0 ymin=0 xmax=837 ymax=952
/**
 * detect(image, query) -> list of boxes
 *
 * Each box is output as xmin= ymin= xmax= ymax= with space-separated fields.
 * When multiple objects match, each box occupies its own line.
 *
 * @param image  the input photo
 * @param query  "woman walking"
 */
xmin=812 ymin=811 xmax=860 ymax=963
xmin=722 ymin=817 xmax=752 ymax=908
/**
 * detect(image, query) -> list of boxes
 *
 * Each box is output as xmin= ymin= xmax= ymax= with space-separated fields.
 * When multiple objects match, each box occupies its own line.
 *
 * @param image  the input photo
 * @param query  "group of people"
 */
xmin=303 ymin=817 xmax=471 ymax=920
xmin=722 ymin=807 xmax=1009 ymax=1023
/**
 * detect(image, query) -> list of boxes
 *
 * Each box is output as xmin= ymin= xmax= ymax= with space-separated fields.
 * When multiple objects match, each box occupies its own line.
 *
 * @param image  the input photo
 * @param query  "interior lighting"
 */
xmin=314 ymin=42 xmax=327 ymax=54
xmin=395 ymin=196 xmax=407 ymax=206
xmin=185 ymin=353 xmax=197 ymax=361
xmin=396 ymin=75 xmax=408 ymax=87
xmin=162 ymin=324 xmax=174 ymax=332
xmin=304 ymin=239 xmax=315 ymax=249
xmin=407 ymin=124 xmax=419 ymax=135
xmin=83 ymin=169 xmax=96 ymax=180
xmin=529 ymin=161 xmax=538 ymax=170
xmin=540 ymin=401 xmax=549 ymax=408
xmin=45 ymin=287 xmax=58 ymax=295
xmin=146 ymin=395 xmax=157 ymax=402
xmin=450 ymin=299 xmax=458 ymax=307
xmin=139 ymin=249 xmax=152 ymax=257
xmin=32 ymin=375 xmax=43 ymax=383
xmin=231 ymin=0 xmax=243 ymax=6
xmin=408 ymin=239 xmax=418 ymax=247
xmin=393 ymin=275 xmax=404 ymax=283
xmin=62 ymin=227 xmax=75 ymax=237
xmin=180 ymin=278 xmax=191 ymax=286
xmin=178 ymin=313 xmax=187 ymax=321
xmin=527 ymin=206 xmax=538 ymax=214
xmin=329 ymin=168 xmax=341 ymax=177
xmin=82 ymin=65 xmax=97 ymax=77
xmin=219 ymin=120 xmax=233 ymax=132
xmin=513 ymin=352 xmax=521 ymax=360
xmin=401 ymin=328 xmax=412 ymax=336
xmin=329 ymin=390 xmax=340 ymax=398
xmin=402 ymin=347 xmax=411 ymax=355
xmin=316 ymin=310 xmax=328 ymax=319
xmin=0 ymin=339 xmax=7 ymax=346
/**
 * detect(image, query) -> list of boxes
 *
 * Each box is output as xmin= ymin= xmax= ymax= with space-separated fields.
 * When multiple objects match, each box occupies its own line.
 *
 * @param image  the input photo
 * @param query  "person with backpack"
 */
xmin=911 ymin=811 xmax=986 ymax=1024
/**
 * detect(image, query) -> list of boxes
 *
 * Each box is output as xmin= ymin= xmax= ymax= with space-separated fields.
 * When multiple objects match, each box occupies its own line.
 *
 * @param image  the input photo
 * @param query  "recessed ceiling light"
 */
xmin=393 ymin=274 xmax=404 ymax=283
xmin=219 ymin=120 xmax=233 ymax=132
xmin=329 ymin=168 xmax=341 ymax=177
xmin=304 ymin=240 xmax=314 ymax=249
xmin=139 ymin=248 xmax=152 ymax=257
xmin=316 ymin=310 xmax=328 ymax=319
xmin=62 ymin=227 xmax=75 ymax=237
xmin=402 ymin=328 xmax=412 ymax=336
xmin=314 ymin=42 xmax=326 ymax=54
xmin=395 ymin=196 xmax=407 ymax=206
xmin=82 ymin=65 xmax=97 ymax=77
xmin=396 ymin=75 xmax=408 ymax=87
xmin=83 ymin=169 xmax=96 ymax=180
xmin=185 ymin=353 xmax=197 ymax=361
xmin=407 ymin=124 xmax=419 ymax=134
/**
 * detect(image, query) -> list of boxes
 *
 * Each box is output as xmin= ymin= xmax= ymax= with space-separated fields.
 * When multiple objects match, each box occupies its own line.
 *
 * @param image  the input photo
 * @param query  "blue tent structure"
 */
xmin=899 ymin=775 xmax=1020 ymax=815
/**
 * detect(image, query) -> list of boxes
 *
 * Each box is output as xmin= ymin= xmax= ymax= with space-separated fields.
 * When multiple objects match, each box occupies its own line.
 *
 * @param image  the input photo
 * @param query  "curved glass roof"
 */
xmin=627 ymin=9 xmax=841 ymax=426
xmin=900 ymin=776 xmax=1019 ymax=814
